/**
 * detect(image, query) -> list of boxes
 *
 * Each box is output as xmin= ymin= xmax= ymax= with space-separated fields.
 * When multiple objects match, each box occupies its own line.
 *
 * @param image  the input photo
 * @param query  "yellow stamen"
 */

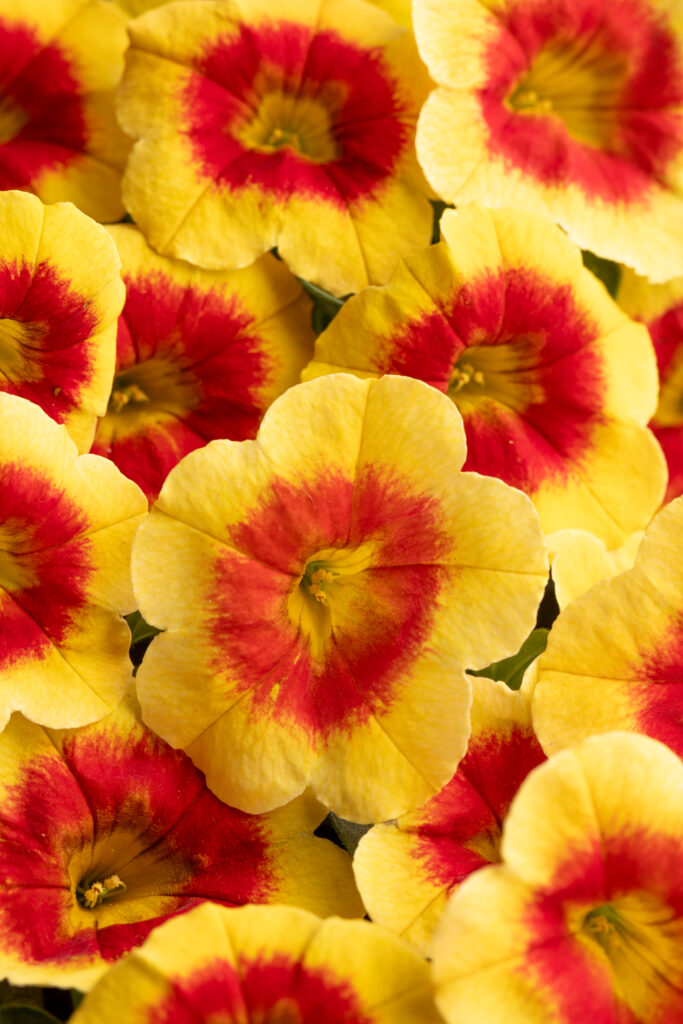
xmin=109 ymin=383 xmax=150 ymax=413
xmin=309 ymin=567 xmax=337 ymax=604
xmin=80 ymin=873 xmax=126 ymax=909
xmin=449 ymin=362 xmax=485 ymax=393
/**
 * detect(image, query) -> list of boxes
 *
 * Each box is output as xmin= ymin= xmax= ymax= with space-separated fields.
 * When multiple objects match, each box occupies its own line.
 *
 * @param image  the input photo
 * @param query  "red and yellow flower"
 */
xmin=617 ymin=267 xmax=683 ymax=503
xmin=304 ymin=204 xmax=665 ymax=545
xmin=71 ymin=902 xmax=442 ymax=1023
xmin=414 ymin=0 xmax=683 ymax=282
xmin=354 ymin=676 xmax=546 ymax=953
xmin=0 ymin=393 xmax=146 ymax=731
xmin=0 ymin=0 xmax=130 ymax=221
xmin=532 ymin=496 xmax=683 ymax=757
xmin=91 ymin=224 xmax=313 ymax=501
xmin=117 ymin=0 xmax=434 ymax=296
xmin=432 ymin=732 xmax=683 ymax=1022
xmin=0 ymin=190 xmax=124 ymax=453
xmin=133 ymin=373 xmax=548 ymax=822
xmin=0 ymin=694 xmax=363 ymax=989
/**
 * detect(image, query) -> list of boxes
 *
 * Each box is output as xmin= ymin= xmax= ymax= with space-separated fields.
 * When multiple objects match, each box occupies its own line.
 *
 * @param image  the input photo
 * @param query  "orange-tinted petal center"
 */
xmin=238 ymin=90 xmax=341 ymax=164
xmin=506 ymin=37 xmax=628 ymax=148
xmin=107 ymin=355 xmax=199 ymax=421
xmin=579 ymin=894 xmax=681 ymax=1016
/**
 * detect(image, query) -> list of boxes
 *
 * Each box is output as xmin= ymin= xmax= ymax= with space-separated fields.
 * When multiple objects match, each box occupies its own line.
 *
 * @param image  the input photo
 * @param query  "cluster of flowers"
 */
xmin=2 ymin=0 xmax=683 ymax=1020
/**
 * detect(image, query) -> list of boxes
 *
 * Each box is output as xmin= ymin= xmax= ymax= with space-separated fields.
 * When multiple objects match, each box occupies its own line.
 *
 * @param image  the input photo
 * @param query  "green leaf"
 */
xmin=468 ymin=629 xmax=549 ymax=691
xmin=70 ymin=992 xmax=84 ymax=1010
xmin=125 ymin=610 xmax=161 ymax=646
xmin=298 ymin=278 xmax=348 ymax=334
xmin=0 ymin=1008 xmax=62 ymax=1024
xmin=581 ymin=250 xmax=621 ymax=298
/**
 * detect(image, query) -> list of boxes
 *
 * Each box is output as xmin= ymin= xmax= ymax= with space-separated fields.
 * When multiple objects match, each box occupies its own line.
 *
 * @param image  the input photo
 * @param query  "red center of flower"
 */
xmin=0 ymin=18 xmax=88 ymax=189
xmin=480 ymin=0 xmax=683 ymax=200
xmin=184 ymin=20 xmax=409 ymax=205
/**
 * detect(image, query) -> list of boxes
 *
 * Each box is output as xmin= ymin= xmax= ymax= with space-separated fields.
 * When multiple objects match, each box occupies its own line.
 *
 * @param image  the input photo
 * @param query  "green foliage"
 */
xmin=298 ymin=278 xmax=347 ymax=334
xmin=469 ymin=628 xmax=549 ymax=691
xmin=581 ymin=250 xmax=621 ymax=298
xmin=126 ymin=611 xmax=161 ymax=670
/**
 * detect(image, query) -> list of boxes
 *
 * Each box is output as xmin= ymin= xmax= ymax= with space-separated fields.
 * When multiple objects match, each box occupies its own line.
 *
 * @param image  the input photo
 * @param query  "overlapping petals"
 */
xmin=132 ymin=373 xmax=548 ymax=822
xmin=0 ymin=694 xmax=363 ymax=989
xmin=532 ymin=497 xmax=683 ymax=757
xmin=618 ymin=267 xmax=683 ymax=503
xmin=414 ymin=0 xmax=683 ymax=281
xmin=0 ymin=0 xmax=130 ymax=221
xmin=0 ymin=394 xmax=146 ymax=730
xmin=304 ymin=204 xmax=665 ymax=544
xmin=354 ymin=676 xmax=545 ymax=953
xmin=547 ymin=528 xmax=642 ymax=610
xmin=91 ymin=224 xmax=313 ymax=500
xmin=432 ymin=732 xmax=683 ymax=1022
xmin=71 ymin=902 xmax=441 ymax=1024
xmin=0 ymin=191 xmax=124 ymax=453
xmin=117 ymin=0 xmax=434 ymax=295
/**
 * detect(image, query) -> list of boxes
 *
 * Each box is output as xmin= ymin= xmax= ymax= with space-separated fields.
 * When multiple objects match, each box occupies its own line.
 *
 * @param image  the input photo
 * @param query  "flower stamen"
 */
xmin=78 ymin=873 xmax=127 ymax=909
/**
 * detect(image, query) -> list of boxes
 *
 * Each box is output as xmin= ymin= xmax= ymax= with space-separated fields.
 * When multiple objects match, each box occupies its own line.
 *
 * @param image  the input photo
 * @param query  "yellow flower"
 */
xmin=133 ymin=373 xmax=548 ymax=822
xmin=0 ymin=694 xmax=362 ymax=989
xmin=354 ymin=676 xmax=545 ymax=953
xmin=433 ymin=732 xmax=683 ymax=1022
xmin=92 ymin=224 xmax=313 ymax=500
xmin=414 ymin=0 xmax=683 ymax=282
xmin=0 ymin=0 xmax=130 ymax=220
xmin=304 ymin=204 xmax=666 ymax=546
xmin=0 ymin=190 xmax=124 ymax=453
xmin=532 ymin=496 xmax=683 ymax=756
xmin=117 ymin=0 xmax=433 ymax=295
xmin=0 ymin=394 xmax=146 ymax=730
xmin=70 ymin=902 xmax=442 ymax=1023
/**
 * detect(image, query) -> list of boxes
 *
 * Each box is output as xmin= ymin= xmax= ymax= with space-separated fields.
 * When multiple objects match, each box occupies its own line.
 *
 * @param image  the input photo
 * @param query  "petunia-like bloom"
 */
xmin=432 ymin=732 xmax=683 ymax=1022
xmin=547 ymin=528 xmax=642 ymax=610
xmin=617 ymin=267 xmax=683 ymax=503
xmin=532 ymin=496 xmax=683 ymax=758
xmin=117 ymin=0 xmax=434 ymax=296
xmin=0 ymin=694 xmax=364 ymax=989
xmin=91 ymin=224 xmax=314 ymax=501
xmin=0 ymin=0 xmax=130 ymax=221
xmin=133 ymin=373 xmax=548 ymax=823
xmin=354 ymin=676 xmax=546 ymax=954
xmin=304 ymin=204 xmax=666 ymax=546
xmin=414 ymin=0 xmax=683 ymax=283
xmin=71 ymin=902 xmax=442 ymax=1023
xmin=0 ymin=190 xmax=124 ymax=454
xmin=0 ymin=393 xmax=146 ymax=731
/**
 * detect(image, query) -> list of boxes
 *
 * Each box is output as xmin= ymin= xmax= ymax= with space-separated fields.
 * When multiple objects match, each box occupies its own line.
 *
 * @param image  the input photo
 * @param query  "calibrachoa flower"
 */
xmin=117 ymin=0 xmax=434 ymax=296
xmin=0 ymin=191 xmax=124 ymax=453
xmin=547 ymin=528 xmax=642 ymax=610
xmin=70 ymin=902 xmax=442 ymax=1023
xmin=133 ymin=374 xmax=548 ymax=822
xmin=414 ymin=0 xmax=683 ymax=282
xmin=432 ymin=732 xmax=683 ymax=1023
xmin=532 ymin=497 xmax=683 ymax=757
xmin=617 ymin=267 xmax=683 ymax=503
xmin=0 ymin=393 xmax=146 ymax=731
xmin=91 ymin=224 xmax=313 ymax=501
xmin=0 ymin=0 xmax=130 ymax=221
xmin=0 ymin=694 xmax=363 ymax=989
xmin=354 ymin=676 xmax=546 ymax=954
xmin=304 ymin=204 xmax=665 ymax=545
